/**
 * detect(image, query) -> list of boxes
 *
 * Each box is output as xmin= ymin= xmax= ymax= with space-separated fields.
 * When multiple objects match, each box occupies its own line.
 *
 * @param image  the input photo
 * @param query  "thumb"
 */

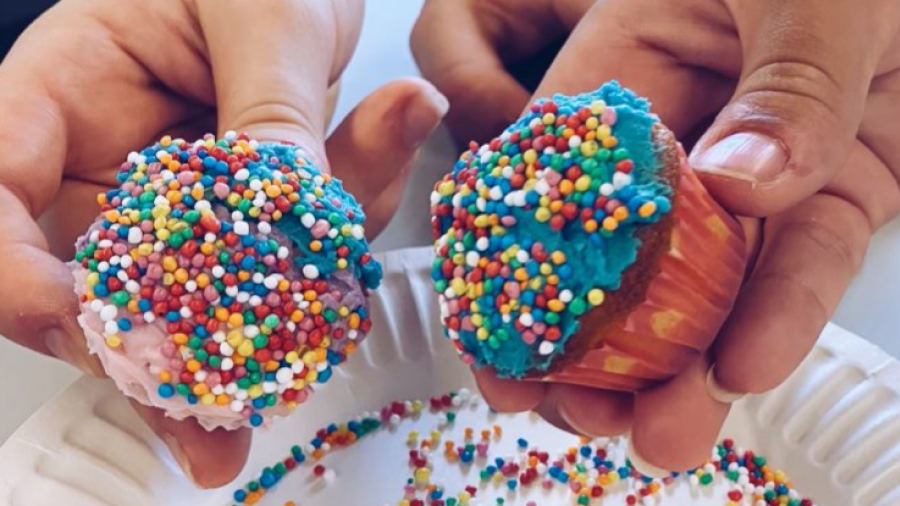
xmin=194 ymin=0 xmax=364 ymax=165
xmin=129 ymin=400 xmax=251 ymax=489
xmin=326 ymin=78 xmax=449 ymax=237
xmin=689 ymin=0 xmax=899 ymax=217
xmin=136 ymin=0 xmax=363 ymax=486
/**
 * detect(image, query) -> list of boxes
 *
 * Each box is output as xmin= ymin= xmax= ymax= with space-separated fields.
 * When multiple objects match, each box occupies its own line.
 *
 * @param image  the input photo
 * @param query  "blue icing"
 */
xmin=431 ymin=81 xmax=674 ymax=378
xmin=256 ymin=143 xmax=382 ymax=289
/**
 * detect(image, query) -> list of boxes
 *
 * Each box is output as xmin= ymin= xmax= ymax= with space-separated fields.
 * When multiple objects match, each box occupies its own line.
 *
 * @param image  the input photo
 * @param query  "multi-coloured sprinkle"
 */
xmin=430 ymin=82 xmax=673 ymax=378
xmin=73 ymin=132 xmax=380 ymax=428
xmin=228 ymin=391 xmax=816 ymax=506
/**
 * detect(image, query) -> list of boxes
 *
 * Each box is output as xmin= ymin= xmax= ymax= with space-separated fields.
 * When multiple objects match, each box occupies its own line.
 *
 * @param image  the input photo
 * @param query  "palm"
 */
xmin=6 ymin=0 xmax=213 ymax=254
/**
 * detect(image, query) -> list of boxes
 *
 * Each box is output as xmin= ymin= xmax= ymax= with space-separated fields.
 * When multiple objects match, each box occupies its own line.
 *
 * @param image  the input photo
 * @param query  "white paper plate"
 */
xmin=1 ymin=247 xmax=899 ymax=506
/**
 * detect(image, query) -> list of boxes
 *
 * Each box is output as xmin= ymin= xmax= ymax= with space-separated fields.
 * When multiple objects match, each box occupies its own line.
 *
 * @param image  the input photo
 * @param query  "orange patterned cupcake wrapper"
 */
xmin=545 ymin=147 xmax=747 ymax=391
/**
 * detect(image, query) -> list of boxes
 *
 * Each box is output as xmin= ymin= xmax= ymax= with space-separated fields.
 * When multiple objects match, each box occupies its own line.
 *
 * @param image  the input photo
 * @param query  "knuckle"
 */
xmin=748 ymin=269 xmax=830 ymax=351
xmin=0 ymin=97 xmax=65 ymax=216
xmin=410 ymin=0 xmax=449 ymax=55
xmin=228 ymin=99 xmax=319 ymax=139
xmin=435 ymin=61 xmax=484 ymax=97
xmin=802 ymin=220 xmax=857 ymax=270
xmin=826 ymin=144 xmax=900 ymax=230
xmin=418 ymin=59 xmax=490 ymax=112
xmin=782 ymin=207 xmax=865 ymax=274
xmin=740 ymin=270 xmax=830 ymax=392
xmin=737 ymin=59 xmax=844 ymax=127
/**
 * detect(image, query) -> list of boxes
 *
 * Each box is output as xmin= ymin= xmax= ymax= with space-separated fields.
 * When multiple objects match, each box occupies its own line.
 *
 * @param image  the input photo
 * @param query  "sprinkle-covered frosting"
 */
xmin=431 ymin=82 xmax=674 ymax=378
xmin=73 ymin=132 xmax=380 ymax=427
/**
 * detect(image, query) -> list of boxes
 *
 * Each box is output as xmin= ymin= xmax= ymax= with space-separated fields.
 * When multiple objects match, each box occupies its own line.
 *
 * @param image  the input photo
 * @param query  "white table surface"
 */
xmin=1 ymin=0 xmax=897 ymax=443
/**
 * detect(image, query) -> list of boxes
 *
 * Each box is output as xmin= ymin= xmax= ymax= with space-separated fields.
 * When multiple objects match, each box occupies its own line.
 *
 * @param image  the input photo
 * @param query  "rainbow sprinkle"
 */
xmin=429 ymin=83 xmax=674 ymax=378
xmin=229 ymin=392 xmax=817 ymax=506
xmin=74 ymin=132 xmax=380 ymax=427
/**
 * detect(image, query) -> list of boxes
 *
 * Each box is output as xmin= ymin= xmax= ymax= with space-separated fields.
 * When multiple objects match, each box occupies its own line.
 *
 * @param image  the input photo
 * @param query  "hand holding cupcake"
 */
xmin=430 ymin=82 xmax=749 ymax=477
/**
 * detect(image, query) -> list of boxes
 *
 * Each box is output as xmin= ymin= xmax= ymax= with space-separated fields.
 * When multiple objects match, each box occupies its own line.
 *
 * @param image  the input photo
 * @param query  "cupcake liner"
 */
xmin=544 ymin=143 xmax=747 ymax=391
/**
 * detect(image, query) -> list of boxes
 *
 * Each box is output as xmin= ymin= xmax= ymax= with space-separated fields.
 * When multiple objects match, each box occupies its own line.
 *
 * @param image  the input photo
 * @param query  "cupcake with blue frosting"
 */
xmin=430 ymin=82 xmax=746 ymax=391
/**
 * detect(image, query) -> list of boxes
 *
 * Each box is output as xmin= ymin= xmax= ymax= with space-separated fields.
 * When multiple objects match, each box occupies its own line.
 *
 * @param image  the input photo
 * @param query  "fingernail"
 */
xmin=627 ymin=436 xmax=672 ymax=479
xmin=402 ymin=88 xmax=449 ymax=149
xmin=163 ymin=433 xmax=197 ymax=484
xmin=706 ymin=365 xmax=746 ymax=403
xmin=44 ymin=327 xmax=106 ymax=377
xmin=690 ymin=132 xmax=788 ymax=183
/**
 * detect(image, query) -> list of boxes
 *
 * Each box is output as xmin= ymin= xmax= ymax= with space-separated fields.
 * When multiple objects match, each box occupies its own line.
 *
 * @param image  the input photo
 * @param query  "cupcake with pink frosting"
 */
xmin=72 ymin=132 xmax=380 ymax=430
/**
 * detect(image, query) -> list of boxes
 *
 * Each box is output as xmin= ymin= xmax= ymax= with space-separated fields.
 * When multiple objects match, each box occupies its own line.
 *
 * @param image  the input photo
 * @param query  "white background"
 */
xmin=0 ymin=0 xmax=896 ymax=442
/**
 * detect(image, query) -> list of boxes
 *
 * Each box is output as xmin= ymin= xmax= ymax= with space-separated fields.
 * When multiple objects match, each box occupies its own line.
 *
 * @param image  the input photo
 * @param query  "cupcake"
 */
xmin=72 ymin=132 xmax=380 ymax=430
xmin=430 ymin=82 xmax=746 ymax=391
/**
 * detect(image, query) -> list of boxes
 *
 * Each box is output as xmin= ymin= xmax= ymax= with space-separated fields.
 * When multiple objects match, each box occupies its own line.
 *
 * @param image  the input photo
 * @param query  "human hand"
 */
xmin=0 ymin=0 xmax=447 ymax=488
xmin=411 ymin=0 xmax=597 ymax=145
xmin=414 ymin=0 xmax=900 ymax=473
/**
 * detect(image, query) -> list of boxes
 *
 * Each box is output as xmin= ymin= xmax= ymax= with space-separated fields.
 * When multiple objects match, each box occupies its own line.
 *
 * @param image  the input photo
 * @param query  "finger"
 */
xmin=472 ymin=368 xmax=546 ymax=413
xmin=194 ymin=0 xmax=364 ymax=165
xmin=411 ymin=0 xmax=575 ymax=144
xmin=711 ymin=148 xmax=880 ymax=396
xmin=859 ymin=75 xmax=900 ymax=226
xmin=544 ymin=384 xmax=633 ymax=438
xmin=534 ymin=395 xmax=577 ymax=434
xmin=38 ymin=178 xmax=108 ymax=260
xmin=0 ymin=91 xmax=104 ymax=376
xmin=130 ymin=400 xmax=252 ymax=489
xmin=325 ymin=78 xmax=448 ymax=237
xmin=691 ymin=0 xmax=900 ymax=216
xmin=823 ymin=141 xmax=900 ymax=231
xmin=533 ymin=1 xmax=735 ymax=138
xmin=630 ymin=356 xmax=730 ymax=474
xmin=0 ymin=215 xmax=104 ymax=377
